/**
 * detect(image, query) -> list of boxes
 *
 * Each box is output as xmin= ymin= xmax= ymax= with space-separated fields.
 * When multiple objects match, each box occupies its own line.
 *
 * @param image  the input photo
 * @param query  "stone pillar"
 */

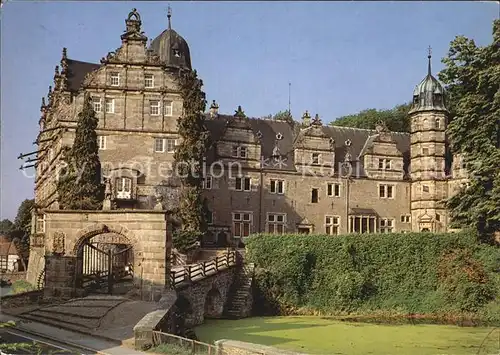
xmin=43 ymin=255 xmax=78 ymax=299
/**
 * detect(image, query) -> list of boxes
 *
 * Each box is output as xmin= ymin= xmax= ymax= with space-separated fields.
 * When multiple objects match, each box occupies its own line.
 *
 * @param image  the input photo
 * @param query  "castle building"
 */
xmin=30 ymin=8 xmax=468 ymax=250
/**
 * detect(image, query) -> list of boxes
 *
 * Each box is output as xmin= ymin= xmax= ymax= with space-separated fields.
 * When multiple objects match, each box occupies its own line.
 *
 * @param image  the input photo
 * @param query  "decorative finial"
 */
xmin=167 ymin=5 xmax=172 ymax=30
xmin=311 ymin=113 xmax=322 ymax=126
xmin=427 ymin=45 xmax=432 ymax=76
xmin=41 ymin=97 xmax=46 ymax=109
xmin=234 ymin=105 xmax=246 ymax=119
xmin=54 ymin=65 xmax=59 ymax=76
xmin=62 ymin=47 xmax=67 ymax=60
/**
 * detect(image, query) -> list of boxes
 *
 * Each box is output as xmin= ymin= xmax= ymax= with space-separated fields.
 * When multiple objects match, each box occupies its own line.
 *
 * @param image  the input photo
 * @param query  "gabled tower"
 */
xmin=409 ymin=48 xmax=449 ymax=232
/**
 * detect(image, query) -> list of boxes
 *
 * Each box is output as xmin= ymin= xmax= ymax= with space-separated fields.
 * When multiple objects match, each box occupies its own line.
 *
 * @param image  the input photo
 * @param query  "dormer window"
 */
xmin=116 ymin=177 xmax=132 ymax=199
xmin=232 ymin=145 xmax=247 ymax=158
xmin=173 ymin=49 xmax=180 ymax=58
xmin=312 ymin=153 xmax=320 ymax=164
xmin=378 ymin=158 xmax=391 ymax=170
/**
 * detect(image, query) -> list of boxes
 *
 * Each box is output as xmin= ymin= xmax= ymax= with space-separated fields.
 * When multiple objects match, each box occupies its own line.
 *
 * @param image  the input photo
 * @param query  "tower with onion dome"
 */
xmin=409 ymin=47 xmax=450 ymax=233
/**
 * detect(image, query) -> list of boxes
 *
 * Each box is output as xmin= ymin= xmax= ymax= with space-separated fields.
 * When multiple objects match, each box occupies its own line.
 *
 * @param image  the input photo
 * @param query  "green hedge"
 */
xmin=246 ymin=231 xmax=500 ymax=322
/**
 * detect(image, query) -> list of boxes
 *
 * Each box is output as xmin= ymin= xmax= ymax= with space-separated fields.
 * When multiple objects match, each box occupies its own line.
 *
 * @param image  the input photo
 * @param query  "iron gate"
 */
xmin=77 ymin=237 xmax=133 ymax=294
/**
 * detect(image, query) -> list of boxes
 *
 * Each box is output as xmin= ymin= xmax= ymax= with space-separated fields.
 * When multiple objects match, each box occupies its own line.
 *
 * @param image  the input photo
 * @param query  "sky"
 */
xmin=0 ymin=1 xmax=498 ymax=220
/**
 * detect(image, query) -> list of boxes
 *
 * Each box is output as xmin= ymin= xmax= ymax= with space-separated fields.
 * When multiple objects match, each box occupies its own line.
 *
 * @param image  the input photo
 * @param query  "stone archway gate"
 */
xmin=27 ymin=209 xmax=170 ymax=300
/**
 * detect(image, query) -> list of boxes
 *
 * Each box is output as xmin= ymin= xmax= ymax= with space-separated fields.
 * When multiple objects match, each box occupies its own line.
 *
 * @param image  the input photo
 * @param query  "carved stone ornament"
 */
xmin=52 ymin=231 xmax=66 ymax=255
xmin=82 ymin=71 xmax=98 ymax=87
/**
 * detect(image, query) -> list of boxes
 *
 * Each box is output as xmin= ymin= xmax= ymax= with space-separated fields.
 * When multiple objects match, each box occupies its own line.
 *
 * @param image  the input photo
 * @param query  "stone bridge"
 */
xmin=168 ymin=251 xmax=252 ymax=325
xmin=135 ymin=253 xmax=254 ymax=347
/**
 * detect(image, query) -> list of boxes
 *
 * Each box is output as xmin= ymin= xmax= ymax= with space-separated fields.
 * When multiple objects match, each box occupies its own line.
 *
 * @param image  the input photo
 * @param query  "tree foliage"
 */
xmin=174 ymin=70 xmax=210 ymax=235
xmin=247 ymin=232 xmax=500 ymax=320
xmin=439 ymin=20 xmax=500 ymax=241
xmin=11 ymin=199 xmax=35 ymax=262
xmin=0 ymin=219 xmax=14 ymax=236
xmin=330 ymin=103 xmax=412 ymax=132
xmin=57 ymin=93 xmax=104 ymax=210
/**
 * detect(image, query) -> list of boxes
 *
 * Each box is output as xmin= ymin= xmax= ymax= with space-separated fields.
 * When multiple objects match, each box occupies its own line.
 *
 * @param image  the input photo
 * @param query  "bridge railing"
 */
xmin=152 ymin=331 xmax=218 ymax=354
xmin=170 ymin=250 xmax=237 ymax=287
xmin=151 ymin=330 xmax=265 ymax=355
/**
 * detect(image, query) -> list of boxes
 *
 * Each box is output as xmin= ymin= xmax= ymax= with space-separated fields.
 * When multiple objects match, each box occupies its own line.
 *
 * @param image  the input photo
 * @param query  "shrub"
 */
xmin=246 ymin=231 xmax=500 ymax=321
xmin=10 ymin=280 xmax=34 ymax=294
xmin=172 ymin=230 xmax=202 ymax=254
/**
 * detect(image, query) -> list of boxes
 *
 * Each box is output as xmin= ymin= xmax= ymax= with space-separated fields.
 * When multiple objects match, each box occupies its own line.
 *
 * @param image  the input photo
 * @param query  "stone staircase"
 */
xmin=18 ymin=295 xmax=127 ymax=333
xmin=224 ymin=263 xmax=255 ymax=319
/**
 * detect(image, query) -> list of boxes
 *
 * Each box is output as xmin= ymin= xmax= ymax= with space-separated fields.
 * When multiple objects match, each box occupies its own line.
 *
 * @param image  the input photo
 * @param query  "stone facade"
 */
xmin=28 ymin=8 xmax=468 ymax=259
xmin=27 ymin=210 xmax=169 ymax=299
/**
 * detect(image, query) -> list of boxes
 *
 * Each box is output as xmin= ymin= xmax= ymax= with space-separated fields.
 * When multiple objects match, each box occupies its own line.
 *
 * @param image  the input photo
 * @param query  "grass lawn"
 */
xmin=195 ymin=316 xmax=499 ymax=355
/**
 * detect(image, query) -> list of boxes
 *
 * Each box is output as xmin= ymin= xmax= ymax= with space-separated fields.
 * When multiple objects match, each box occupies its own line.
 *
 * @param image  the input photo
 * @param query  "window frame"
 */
xmin=105 ymin=98 xmax=115 ymax=114
xmin=312 ymin=153 xmax=320 ymax=164
xmin=203 ymin=176 xmax=213 ymax=190
xmin=98 ymin=136 xmax=107 ymax=150
xmin=270 ymin=179 xmax=285 ymax=194
xmin=164 ymin=100 xmax=173 ymax=117
xmin=165 ymin=138 xmax=176 ymax=153
xmin=380 ymin=218 xmax=395 ymax=233
xmin=232 ymin=212 xmax=253 ymax=238
xmin=154 ymin=138 xmax=165 ymax=153
xmin=379 ymin=184 xmax=395 ymax=199
xmin=150 ymin=100 xmax=161 ymax=116
xmin=325 ymin=215 xmax=340 ymax=235
xmin=92 ymin=98 xmax=102 ymax=113
xmin=116 ymin=177 xmax=132 ymax=199
xmin=110 ymin=72 xmax=120 ymax=87
xmin=311 ymin=188 xmax=319 ymax=203
xmin=378 ymin=158 xmax=392 ymax=170
xmin=144 ymin=74 xmax=154 ymax=88
xmin=266 ymin=213 xmax=287 ymax=234
xmin=327 ymin=183 xmax=341 ymax=197
xmin=235 ymin=177 xmax=251 ymax=192
xmin=36 ymin=214 xmax=46 ymax=233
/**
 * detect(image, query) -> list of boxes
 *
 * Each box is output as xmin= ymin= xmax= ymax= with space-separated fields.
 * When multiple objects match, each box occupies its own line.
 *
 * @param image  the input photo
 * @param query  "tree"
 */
xmin=174 ymin=69 xmax=210 ymax=239
xmin=11 ymin=199 xmax=35 ymax=265
xmin=0 ymin=219 xmax=14 ymax=236
xmin=439 ymin=20 xmax=500 ymax=241
xmin=262 ymin=110 xmax=296 ymax=125
xmin=57 ymin=93 xmax=104 ymax=210
xmin=330 ymin=103 xmax=411 ymax=132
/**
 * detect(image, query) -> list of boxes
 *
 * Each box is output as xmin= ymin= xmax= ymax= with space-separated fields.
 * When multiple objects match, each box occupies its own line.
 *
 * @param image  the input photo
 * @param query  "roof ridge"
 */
xmin=67 ymin=58 xmax=100 ymax=66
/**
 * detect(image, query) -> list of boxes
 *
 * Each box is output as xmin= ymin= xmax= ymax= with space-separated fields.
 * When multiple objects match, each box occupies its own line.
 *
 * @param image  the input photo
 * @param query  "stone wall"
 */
xmin=0 ymin=290 xmax=43 ymax=309
xmin=27 ymin=209 xmax=169 ymax=300
xmin=214 ymin=340 xmax=308 ymax=355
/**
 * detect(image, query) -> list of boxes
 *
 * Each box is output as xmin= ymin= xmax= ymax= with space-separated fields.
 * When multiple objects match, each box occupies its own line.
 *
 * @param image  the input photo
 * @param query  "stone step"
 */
xmin=33 ymin=306 xmax=107 ymax=319
xmin=20 ymin=313 xmax=96 ymax=333
xmin=27 ymin=310 xmax=99 ymax=329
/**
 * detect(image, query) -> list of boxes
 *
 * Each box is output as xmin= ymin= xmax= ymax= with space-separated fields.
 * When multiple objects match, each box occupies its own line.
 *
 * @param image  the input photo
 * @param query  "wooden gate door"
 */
xmin=78 ymin=236 xmax=134 ymax=294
